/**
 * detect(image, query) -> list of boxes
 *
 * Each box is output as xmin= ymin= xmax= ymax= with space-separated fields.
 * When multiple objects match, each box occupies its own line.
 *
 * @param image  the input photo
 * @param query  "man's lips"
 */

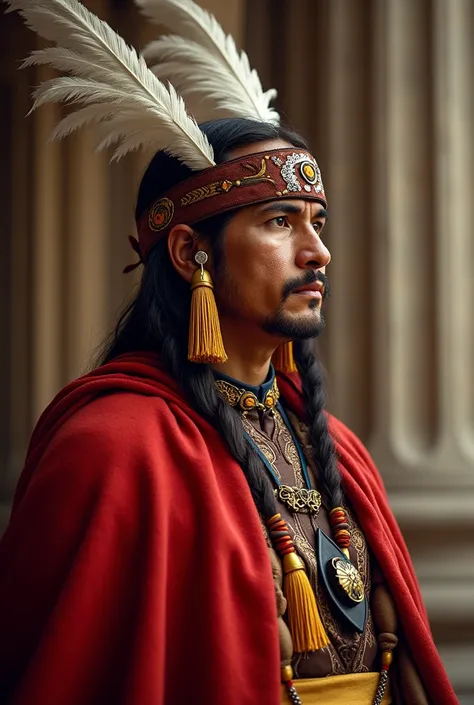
xmin=292 ymin=281 xmax=324 ymax=298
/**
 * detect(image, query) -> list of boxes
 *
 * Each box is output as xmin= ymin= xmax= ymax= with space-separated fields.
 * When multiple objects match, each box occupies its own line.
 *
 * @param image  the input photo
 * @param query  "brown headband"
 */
xmin=137 ymin=148 xmax=327 ymax=258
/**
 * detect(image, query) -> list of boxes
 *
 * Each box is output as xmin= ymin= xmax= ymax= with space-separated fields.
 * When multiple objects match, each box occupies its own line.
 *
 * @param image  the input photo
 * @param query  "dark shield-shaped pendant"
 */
xmin=316 ymin=529 xmax=367 ymax=633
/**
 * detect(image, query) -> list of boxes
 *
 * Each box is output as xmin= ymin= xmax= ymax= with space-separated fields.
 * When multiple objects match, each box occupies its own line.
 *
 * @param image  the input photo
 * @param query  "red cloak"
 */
xmin=0 ymin=353 xmax=457 ymax=705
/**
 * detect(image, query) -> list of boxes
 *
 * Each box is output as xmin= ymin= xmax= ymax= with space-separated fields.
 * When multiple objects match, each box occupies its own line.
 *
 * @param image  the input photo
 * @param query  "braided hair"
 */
xmin=98 ymin=117 xmax=344 ymax=518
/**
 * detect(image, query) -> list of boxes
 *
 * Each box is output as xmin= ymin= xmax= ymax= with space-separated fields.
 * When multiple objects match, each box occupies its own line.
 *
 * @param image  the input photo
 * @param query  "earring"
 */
xmin=272 ymin=342 xmax=297 ymax=374
xmin=188 ymin=250 xmax=228 ymax=364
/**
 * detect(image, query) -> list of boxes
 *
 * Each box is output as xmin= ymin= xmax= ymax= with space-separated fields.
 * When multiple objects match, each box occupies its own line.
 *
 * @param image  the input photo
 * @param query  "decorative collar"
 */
xmin=214 ymin=366 xmax=280 ymax=413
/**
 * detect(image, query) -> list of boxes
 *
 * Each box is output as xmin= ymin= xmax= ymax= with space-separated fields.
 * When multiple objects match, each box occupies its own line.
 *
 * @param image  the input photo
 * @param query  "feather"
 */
xmin=145 ymin=35 xmax=277 ymax=124
xmin=135 ymin=0 xmax=279 ymax=125
xmin=4 ymin=0 xmax=215 ymax=168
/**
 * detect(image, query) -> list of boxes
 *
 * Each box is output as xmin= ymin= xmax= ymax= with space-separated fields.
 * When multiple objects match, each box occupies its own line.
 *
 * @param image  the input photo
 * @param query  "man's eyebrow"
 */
xmin=257 ymin=202 xmax=328 ymax=220
xmin=314 ymin=207 xmax=328 ymax=221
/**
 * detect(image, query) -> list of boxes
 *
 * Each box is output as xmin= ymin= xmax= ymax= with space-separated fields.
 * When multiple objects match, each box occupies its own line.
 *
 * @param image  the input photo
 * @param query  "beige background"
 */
xmin=0 ymin=0 xmax=473 ymax=701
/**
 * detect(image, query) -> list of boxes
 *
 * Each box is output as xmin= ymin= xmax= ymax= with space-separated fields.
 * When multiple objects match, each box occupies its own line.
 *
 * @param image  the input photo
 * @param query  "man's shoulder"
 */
xmin=54 ymin=390 xmax=173 ymax=443
xmin=66 ymin=389 xmax=175 ymax=431
xmin=26 ymin=389 xmax=205 ymax=509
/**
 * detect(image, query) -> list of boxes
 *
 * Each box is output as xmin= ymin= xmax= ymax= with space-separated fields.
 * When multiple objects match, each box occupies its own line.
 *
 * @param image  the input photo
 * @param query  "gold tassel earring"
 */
xmin=272 ymin=342 xmax=297 ymax=374
xmin=188 ymin=251 xmax=228 ymax=364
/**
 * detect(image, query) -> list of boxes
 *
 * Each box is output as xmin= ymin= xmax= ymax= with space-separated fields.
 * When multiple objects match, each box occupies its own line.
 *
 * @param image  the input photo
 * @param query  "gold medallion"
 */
xmin=331 ymin=557 xmax=365 ymax=603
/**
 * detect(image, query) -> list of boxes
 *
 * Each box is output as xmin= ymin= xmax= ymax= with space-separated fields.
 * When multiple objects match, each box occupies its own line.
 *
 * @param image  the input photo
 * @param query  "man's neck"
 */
xmin=211 ymin=356 xmax=272 ymax=387
xmin=212 ymin=317 xmax=286 ymax=386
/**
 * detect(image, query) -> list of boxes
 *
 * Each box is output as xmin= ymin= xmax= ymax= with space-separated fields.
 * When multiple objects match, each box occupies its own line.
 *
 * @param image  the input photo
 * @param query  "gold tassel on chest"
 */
xmin=267 ymin=513 xmax=329 ymax=653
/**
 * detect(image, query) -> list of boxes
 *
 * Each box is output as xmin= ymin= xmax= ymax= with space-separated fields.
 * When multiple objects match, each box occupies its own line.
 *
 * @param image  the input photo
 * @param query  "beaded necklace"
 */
xmin=214 ymin=372 xmax=366 ymax=603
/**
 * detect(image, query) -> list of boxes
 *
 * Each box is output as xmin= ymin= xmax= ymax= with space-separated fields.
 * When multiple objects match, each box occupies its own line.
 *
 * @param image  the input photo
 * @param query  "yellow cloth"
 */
xmin=281 ymin=671 xmax=391 ymax=704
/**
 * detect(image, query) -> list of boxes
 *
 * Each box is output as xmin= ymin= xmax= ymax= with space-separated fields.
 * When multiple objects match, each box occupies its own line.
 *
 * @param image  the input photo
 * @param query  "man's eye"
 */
xmin=313 ymin=222 xmax=323 ymax=233
xmin=271 ymin=216 xmax=288 ymax=227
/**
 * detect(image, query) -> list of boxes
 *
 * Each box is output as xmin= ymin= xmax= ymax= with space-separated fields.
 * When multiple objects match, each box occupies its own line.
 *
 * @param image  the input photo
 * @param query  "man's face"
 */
xmin=212 ymin=140 xmax=331 ymax=344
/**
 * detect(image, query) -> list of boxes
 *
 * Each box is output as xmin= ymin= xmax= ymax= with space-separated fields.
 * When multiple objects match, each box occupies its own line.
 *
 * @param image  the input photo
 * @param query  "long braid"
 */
xmin=187 ymin=367 xmax=278 ymax=519
xmin=121 ymin=242 xmax=279 ymax=522
xmin=164 ymin=346 xmax=277 ymax=519
xmin=293 ymin=339 xmax=345 ymax=509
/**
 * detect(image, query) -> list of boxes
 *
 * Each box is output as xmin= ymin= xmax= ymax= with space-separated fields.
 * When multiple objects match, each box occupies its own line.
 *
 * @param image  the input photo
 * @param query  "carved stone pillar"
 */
xmin=245 ymin=0 xmax=473 ymax=699
xmin=370 ymin=2 xmax=474 ymax=698
xmin=0 ymin=11 xmax=35 ymax=526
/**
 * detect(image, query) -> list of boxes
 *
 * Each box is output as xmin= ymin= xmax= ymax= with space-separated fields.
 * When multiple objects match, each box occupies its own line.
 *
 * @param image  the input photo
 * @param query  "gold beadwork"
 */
xmin=280 ymin=665 xmax=293 ymax=682
xmin=241 ymin=393 xmax=256 ymax=410
xmin=214 ymin=377 xmax=280 ymax=413
xmin=266 ymin=393 xmax=276 ymax=407
xmin=181 ymin=159 xmax=274 ymax=207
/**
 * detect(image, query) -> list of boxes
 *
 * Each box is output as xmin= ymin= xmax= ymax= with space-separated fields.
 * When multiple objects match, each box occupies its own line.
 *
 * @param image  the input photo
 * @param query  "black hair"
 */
xmin=98 ymin=117 xmax=343 ymax=519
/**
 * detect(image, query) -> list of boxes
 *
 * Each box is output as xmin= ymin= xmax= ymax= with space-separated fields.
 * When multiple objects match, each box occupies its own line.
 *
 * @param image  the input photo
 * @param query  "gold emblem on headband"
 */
xmin=300 ymin=160 xmax=317 ymax=184
xmin=149 ymin=197 xmax=174 ymax=232
xmin=272 ymin=152 xmax=324 ymax=195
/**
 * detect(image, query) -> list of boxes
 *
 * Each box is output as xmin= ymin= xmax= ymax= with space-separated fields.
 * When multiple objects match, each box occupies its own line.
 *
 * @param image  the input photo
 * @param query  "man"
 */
xmin=0 ymin=1 xmax=458 ymax=704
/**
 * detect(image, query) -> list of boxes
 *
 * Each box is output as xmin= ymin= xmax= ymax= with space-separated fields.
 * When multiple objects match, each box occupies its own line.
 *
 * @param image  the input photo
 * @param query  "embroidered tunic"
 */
xmin=215 ymin=368 xmax=378 ymax=678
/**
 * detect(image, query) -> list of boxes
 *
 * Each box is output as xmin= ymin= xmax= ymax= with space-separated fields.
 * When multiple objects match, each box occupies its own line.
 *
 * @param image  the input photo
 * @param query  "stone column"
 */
xmin=370 ymin=2 xmax=474 ymax=696
xmin=31 ymin=70 xmax=65 ymax=421
xmin=0 ymin=12 xmax=35 ymax=526
xmin=244 ymin=0 xmax=473 ymax=699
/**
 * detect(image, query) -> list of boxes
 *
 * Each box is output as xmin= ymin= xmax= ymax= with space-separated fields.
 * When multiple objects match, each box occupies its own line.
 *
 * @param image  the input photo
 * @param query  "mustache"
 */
xmin=282 ymin=270 xmax=330 ymax=302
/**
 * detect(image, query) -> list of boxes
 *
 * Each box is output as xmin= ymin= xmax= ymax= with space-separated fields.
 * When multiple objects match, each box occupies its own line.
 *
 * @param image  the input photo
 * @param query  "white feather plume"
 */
xmin=135 ymin=0 xmax=280 ymax=125
xmin=4 ymin=0 xmax=216 ymax=167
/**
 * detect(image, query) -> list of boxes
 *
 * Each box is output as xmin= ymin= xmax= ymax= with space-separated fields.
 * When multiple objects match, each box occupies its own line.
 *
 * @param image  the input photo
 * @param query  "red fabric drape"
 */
xmin=0 ymin=353 xmax=458 ymax=704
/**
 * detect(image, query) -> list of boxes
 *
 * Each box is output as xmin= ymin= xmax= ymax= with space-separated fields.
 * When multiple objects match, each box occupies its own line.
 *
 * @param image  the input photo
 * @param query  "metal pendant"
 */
xmin=275 ymin=484 xmax=322 ymax=514
xmin=316 ymin=528 xmax=367 ymax=633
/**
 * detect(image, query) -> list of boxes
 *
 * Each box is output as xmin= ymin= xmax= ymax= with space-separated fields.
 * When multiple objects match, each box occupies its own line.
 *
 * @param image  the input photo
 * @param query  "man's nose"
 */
xmin=296 ymin=230 xmax=331 ymax=270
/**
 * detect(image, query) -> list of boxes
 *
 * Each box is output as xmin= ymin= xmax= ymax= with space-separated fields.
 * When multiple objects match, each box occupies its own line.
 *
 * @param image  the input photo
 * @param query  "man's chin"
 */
xmin=263 ymin=311 xmax=326 ymax=340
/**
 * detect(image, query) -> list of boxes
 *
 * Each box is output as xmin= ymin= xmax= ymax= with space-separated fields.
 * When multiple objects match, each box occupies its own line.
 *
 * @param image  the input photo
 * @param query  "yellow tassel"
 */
xmin=272 ymin=342 xmax=297 ymax=373
xmin=188 ymin=268 xmax=227 ymax=364
xmin=283 ymin=552 xmax=329 ymax=653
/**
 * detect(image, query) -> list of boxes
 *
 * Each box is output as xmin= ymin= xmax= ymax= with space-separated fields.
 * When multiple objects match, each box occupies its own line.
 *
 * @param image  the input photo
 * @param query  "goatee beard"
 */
xmin=263 ymin=309 xmax=326 ymax=339
xmin=262 ymin=270 xmax=329 ymax=340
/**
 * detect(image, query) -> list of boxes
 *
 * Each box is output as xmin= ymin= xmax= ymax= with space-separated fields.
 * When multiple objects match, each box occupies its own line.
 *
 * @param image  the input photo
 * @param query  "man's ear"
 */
xmin=167 ymin=224 xmax=212 ymax=283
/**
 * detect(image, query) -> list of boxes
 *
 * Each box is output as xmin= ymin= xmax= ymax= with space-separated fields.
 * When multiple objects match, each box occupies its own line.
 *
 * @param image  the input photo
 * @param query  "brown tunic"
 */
xmin=241 ymin=402 xmax=378 ymax=678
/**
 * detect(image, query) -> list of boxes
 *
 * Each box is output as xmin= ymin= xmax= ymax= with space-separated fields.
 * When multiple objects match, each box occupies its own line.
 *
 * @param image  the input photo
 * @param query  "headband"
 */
xmin=138 ymin=148 xmax=326 ymax=258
